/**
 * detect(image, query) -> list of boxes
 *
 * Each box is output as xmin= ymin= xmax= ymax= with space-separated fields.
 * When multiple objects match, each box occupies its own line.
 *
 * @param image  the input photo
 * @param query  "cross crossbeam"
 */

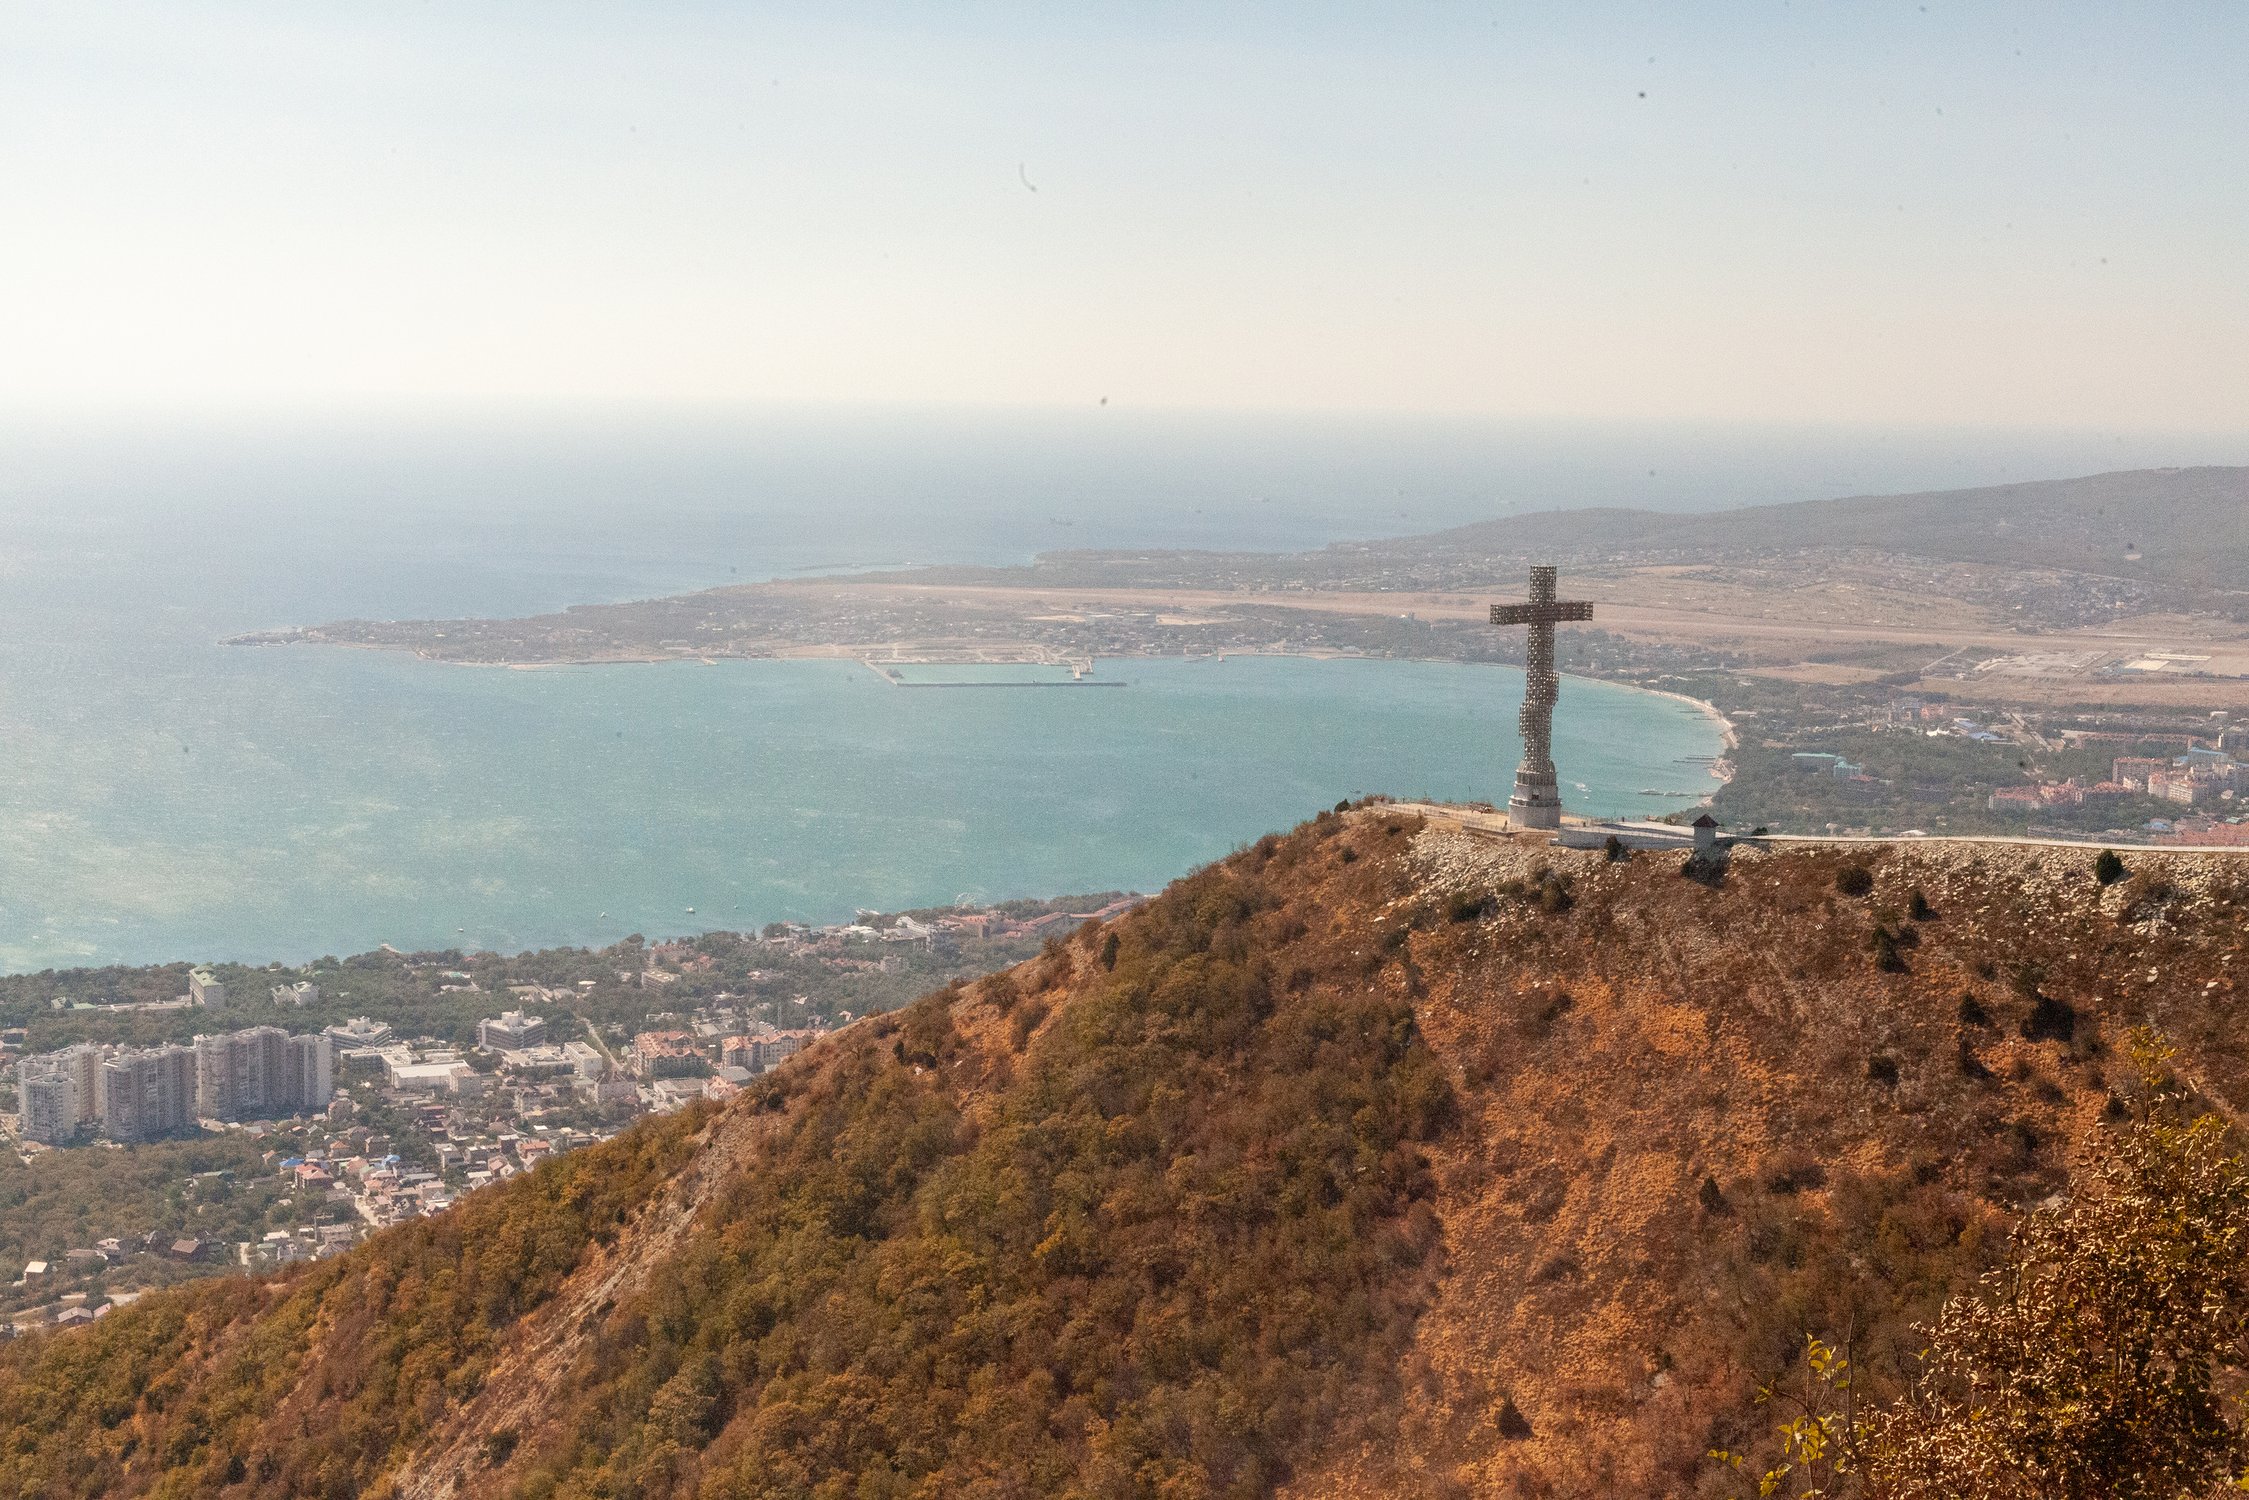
xmin=1490 ymin=599 xmax=1594 ymax=627
xmin=1488 ymin=565 xmax=1593 ymax=831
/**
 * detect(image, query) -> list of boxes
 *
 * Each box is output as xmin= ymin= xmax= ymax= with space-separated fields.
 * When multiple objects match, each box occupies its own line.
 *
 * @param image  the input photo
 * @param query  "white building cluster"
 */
xmin=325 ymin=1016 xmax=393 ymax=1047
xmin=476 ymin=1009 xmax=545 ymax=1049
xmin=720 ymin=1030 xmax=814 ymax=1074
xmin=17 ymin=1042 xmax=194 ymax=1144
xmin=381 ymin=1051 xmax=484 ymax=1095
xmin=15 ymin=1026 xmax=334 ymax=1145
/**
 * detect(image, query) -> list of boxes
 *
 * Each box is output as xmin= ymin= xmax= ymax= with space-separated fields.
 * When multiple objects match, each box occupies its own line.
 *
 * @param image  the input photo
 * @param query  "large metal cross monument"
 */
xmin=1490 ymin=565 xmax=1593 ymax=830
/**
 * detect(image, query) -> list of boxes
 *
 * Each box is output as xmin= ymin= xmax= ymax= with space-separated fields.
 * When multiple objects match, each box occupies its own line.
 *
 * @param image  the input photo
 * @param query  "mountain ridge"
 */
xmin=4 ymin=815 xmax=2247 ymax=1498
xmin=1392 ymin=465 xmax=2249 ymax=587
xmin=960 ymin=465 xmax=2249 ymax=593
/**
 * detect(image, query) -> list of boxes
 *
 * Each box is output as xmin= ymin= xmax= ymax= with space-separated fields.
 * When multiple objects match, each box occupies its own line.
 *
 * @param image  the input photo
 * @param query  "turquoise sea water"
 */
xmin=5 ymin=410 xmax=2222 ymax=971
xmin=0 ymin=650 xmax=1720 ymax=970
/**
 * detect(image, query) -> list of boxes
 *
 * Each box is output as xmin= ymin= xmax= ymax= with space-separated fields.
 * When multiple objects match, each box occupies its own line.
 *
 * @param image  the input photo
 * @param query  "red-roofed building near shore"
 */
xmin=629 ymin=1031 xmax=698 ymax=1077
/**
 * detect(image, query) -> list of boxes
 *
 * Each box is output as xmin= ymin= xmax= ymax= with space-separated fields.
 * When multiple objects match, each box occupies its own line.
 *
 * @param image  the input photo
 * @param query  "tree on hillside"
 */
xmin=1709 ymin=1334 xmax=1864 ymax=1499
xmin=1867 ymin=1039 xmax=2249 ymax=1500
xmin=1713 ymin=1035 xmax=2249 ymax=1500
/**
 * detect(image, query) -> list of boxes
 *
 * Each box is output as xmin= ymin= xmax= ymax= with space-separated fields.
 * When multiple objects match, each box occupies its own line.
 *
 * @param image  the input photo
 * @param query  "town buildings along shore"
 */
xmin=16 ymin=1026 xmax=334 ymax=1144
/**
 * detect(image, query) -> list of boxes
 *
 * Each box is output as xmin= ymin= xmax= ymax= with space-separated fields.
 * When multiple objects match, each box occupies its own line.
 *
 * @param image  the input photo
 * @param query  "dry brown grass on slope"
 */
xmin=1287 ymin=825 xmax=2249 ymax=1500
xmin=5 ymin=814 xmax=2245 ymax=1500
xmin=370 ymin=827 xmax=2247 ymax=1500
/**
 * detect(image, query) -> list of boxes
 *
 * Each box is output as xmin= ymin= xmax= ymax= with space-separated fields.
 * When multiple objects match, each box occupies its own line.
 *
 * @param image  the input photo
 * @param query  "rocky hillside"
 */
xmin=2 ymin=813 xmax=2245 ymax=1499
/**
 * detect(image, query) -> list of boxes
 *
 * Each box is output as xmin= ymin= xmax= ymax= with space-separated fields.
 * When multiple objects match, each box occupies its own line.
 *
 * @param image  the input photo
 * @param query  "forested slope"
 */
xmin=2 ymin=812 xmax=2246 ymax=1498
xmin=0 ymin=811 xmax=1453 ymax=1499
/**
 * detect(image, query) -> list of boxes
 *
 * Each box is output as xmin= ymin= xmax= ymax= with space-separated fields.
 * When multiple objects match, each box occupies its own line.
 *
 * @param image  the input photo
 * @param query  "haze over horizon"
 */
xmin=7 ymin=2 xmax=2248 ymax=433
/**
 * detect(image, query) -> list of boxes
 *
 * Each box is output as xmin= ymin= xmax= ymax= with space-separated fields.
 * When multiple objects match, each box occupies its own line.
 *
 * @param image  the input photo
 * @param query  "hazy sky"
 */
xmin=6 ymin=3 xmax=2246 ymax=427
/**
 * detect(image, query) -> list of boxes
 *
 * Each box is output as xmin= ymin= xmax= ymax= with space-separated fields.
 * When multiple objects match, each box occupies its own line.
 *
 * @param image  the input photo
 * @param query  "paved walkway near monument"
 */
xmin=1387 ymin=801 xmax=2249 ymax=856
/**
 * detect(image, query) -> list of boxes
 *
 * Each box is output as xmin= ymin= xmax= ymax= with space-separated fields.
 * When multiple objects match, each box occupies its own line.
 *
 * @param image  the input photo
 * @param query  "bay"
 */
xmin=0 ymin=647 xmax=1720 ymax=971
xmin=9 ymin=406 xmax=2202 ymax=971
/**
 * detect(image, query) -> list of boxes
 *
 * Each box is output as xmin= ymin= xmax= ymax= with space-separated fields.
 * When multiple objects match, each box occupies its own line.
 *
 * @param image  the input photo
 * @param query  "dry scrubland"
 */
xmin=0 ymin=814 xmax=2245 ymax=1499
xmin=1365 ymin=828 xmax=2247 ymax=1496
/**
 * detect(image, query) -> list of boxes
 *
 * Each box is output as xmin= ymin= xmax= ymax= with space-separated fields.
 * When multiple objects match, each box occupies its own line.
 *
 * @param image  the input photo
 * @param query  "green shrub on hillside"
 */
xmin=1869 ymin=1047 xmax=2249 ymax=1500
xmin=1713 ymin=1038 xmax=2249 ymax=1500
xmin=515 ymin=859 xmax=1455 ymax=1498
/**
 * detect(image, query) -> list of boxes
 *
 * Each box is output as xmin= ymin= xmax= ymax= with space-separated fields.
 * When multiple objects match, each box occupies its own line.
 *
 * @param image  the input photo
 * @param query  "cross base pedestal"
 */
xmin=1508 ymin=767 xmax=1563 ymax=831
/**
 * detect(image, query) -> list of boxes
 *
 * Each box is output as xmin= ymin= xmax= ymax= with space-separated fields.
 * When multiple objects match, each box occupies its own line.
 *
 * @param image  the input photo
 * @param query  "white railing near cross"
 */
xmin=1490 ymin=565 xmax=1593 ymax=830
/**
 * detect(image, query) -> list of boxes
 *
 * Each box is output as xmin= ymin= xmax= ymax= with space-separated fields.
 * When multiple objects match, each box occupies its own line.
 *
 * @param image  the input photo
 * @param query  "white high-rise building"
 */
xmin=100 ymin=1054 xmax=149 ymax=1140
xmin=58 ymin=1042 xmax=105 ymax=1112
xmin=99 ymin=1044 xmax=196 ymax=1142
xmin=18 ymin=1066 xmax=81 ymax=1144
xmin=16 ymin=1042 xmax=111 ymax=1144
xmin=188 ymin=968 xmax=227 ymax=1010
xmin=194 ymin=1028 xmax=270 ymax=1118
xmin=194 ymin=1026 xmax=334 ymax=1120
xmin=284 ymin=1032 xmax=334 ymax=1112
xmin=193 ymin=1033 xmax=232 ymax=1119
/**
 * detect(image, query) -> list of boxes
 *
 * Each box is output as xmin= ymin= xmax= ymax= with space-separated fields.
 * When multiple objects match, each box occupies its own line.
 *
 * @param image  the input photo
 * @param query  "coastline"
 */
xmin=9 ymin=650 xmax=1718 ymax=972
xmin=452 ymin=645 xmax=1744 ymax=814
xmin=1640 ymin=686 xmax=1738 ymax=794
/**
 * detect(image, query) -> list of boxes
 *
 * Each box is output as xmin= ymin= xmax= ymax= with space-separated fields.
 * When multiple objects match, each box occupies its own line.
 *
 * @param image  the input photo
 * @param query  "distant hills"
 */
xmin=261 ymin=465 xmax=2249 ymax=666
xmin=1383 ymin=465 xmax=2249 ymax=589
xmin=889 ymin=464 xmax=2249 ymax=595
xmin=5 ymin=814 xmax=2246 ymax=1497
